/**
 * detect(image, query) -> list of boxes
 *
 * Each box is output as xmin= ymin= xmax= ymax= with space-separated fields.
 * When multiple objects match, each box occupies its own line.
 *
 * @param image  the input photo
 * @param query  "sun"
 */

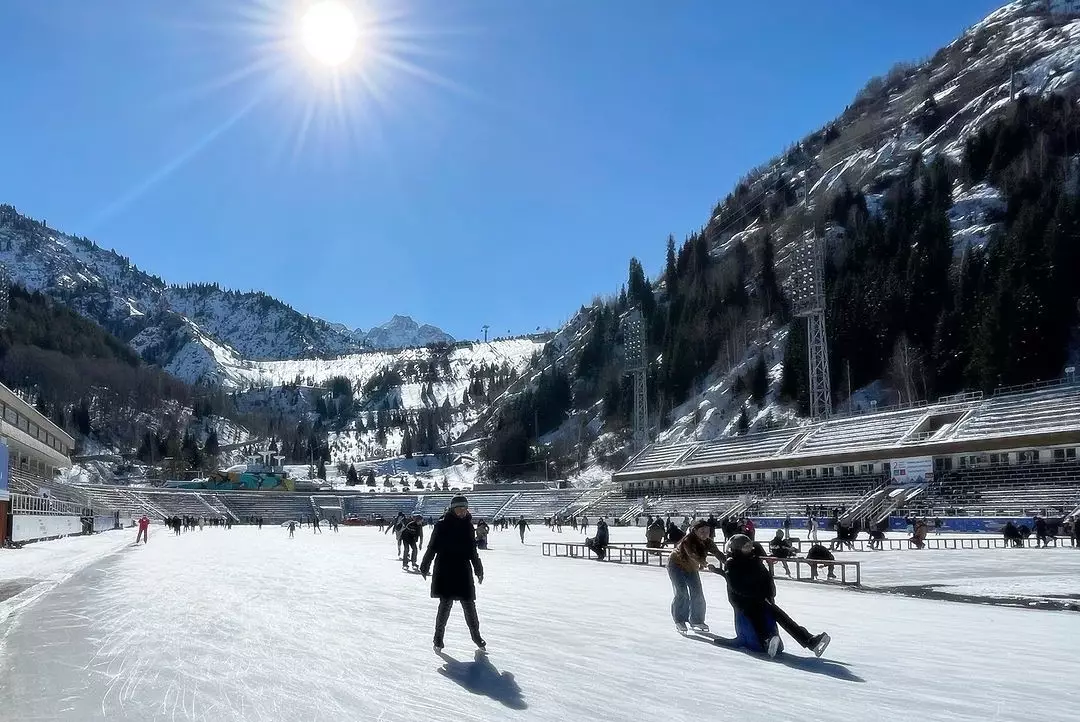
xmin=301 ymin=0 xmax=360 ymax=67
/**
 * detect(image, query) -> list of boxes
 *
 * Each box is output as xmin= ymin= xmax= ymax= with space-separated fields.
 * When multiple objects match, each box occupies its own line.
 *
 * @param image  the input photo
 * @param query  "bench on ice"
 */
xmin=541 ymin=542 xmax=861 ymax=586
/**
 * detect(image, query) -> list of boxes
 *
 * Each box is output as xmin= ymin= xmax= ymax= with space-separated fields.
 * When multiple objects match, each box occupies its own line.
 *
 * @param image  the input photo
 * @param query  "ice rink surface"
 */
xmin=1 ymin=524 xmax=1079 ymax=721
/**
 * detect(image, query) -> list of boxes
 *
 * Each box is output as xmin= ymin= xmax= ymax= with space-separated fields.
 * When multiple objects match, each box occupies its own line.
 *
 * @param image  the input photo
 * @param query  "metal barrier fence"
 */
xmin=540 ymin=542 xmax=861 ymax=586
xmin=10 ymin=492 xmax=86 ymax=516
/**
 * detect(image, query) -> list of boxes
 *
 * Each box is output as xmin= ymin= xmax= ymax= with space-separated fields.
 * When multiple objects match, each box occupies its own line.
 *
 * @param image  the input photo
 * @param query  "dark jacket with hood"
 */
xmin=420 ymin=511 xmax=483 ymax=601
xmin=724 ymin=552 xmax=776 ymax=608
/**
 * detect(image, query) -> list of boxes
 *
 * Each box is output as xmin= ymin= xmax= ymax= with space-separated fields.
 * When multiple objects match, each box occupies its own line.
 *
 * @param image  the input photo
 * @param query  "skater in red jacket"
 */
xmin=136 ymin=515 xmax=150 ymax=544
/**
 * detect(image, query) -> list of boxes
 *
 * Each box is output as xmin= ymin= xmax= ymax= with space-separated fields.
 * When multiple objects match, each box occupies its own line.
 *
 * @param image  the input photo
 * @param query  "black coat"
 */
xmin=594 ymin=521 xmax=609 ymax=547
xmin=420 ymin=512 xmax=483 ymax=601
xmin=724 ymin=553 xmax=776 ymax=608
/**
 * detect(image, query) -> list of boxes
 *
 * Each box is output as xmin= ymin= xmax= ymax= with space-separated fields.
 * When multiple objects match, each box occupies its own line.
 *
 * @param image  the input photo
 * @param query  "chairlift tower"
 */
xmin=622 ymin=308 xmax=649 ymax=452
xmin=789 ymin=234 xmax=832 ymax=420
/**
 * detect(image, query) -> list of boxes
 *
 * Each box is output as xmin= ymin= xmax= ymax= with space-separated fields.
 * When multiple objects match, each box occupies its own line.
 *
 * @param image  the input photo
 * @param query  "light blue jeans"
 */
xmin=667 ymin=562 xmax=706 ymax=625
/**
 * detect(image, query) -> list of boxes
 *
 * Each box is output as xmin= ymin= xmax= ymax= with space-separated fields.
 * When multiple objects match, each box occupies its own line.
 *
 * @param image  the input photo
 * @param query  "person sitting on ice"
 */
xmin=474 ymin=519 xmax=490 ymax=550
xmin=805 ymin=543 xmax=837 ymax=580
xmin=667 ymin=520 xmax=726 ymax=633
xmin=768 ymin=529 xmax=795 ymax=577
xmin=666 ymin=519 xmax=685 ymax=545
xmin=722 ymin=534 xmax=830 ymax=659
xmin=585 ymin=518 xmax=610 ymax=560
xmin=646 ymin=518 xmax=665 ymax=549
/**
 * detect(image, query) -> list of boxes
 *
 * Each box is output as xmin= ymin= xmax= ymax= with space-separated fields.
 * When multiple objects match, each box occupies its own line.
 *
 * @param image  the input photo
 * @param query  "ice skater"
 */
xmin=667 ymin=520 xmax=725 ymax=633
xmin=517 ymin=517 xmax=530 ymax=544
xmin=400 ymin=514 xmax=424 ymax=570
xmin=135 ymin=515 xmax=150 ymax=544
xmin=580 ymin=515 xmax=589 ymax=534
xmin=386 ymin=512 xmax=406 ymax=558
xmin=420 ymin=495 xmax=486 ymax=652
xmin=807 ymin=515 xmax=819 ymax=542
xmin=313 ymin=516 xmax=323 ymax=534
xmin=287 ymin=520 xmax=296 ymax=538
xmin=721 ymin=534 xmax=829 ymax=659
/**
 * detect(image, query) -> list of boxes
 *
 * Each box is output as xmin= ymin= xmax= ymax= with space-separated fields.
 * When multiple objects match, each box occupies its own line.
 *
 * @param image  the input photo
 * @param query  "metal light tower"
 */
xmin=789 ymin=234 xmax=832 ymax=420
xmin=622 ymin=308 xmax=649 ymax=452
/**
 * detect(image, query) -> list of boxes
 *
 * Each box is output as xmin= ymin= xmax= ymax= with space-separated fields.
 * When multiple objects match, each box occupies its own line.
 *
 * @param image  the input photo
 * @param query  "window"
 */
xmin=989 ymin=453 xmax=1007 ymax=466
xmin=5 ymin=407 xmax=16 ymax=424
xmin=805 ymin=468 xmax=818 ymax=478
xmin=771 ymin=471 xmax=782 ymax=481
xmin=821 ymin=467 xmax=835 ymax=478
xmin=1052 ymin=448 xmax=1076 ymax=462
xmin=754 ymin=472 xmax=765 ymax=481
xmin=859 ymin=464 xmax=872 ymax=474
xmin=934 ymin=457 xmax=953 ymax=472
xmin=727 ymin=474 xmax=736 ymax=483
xmin=785 ymin=470 xmax=796 ymax=480
xmin=741 ymin=473 xmax=751 ymax=482
xmin=1019 ymin=450 xmax=1039 ymax=465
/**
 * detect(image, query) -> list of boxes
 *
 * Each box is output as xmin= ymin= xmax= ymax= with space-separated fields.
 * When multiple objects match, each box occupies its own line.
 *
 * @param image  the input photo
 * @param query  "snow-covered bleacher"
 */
xmin=499 ymin=489 xmax=585 ymax=519
xmin=217 ymin=493 xmax=315 ymax=523
xmin=794 ymin=408 xmax=927 ymax=454
xmin=952 ymin=385 xmax=1080 ymax=440
xmin=623 ymin=442 xmax=696 ymax=472
xmin=680 ymin=429 xmax=802 ymax=467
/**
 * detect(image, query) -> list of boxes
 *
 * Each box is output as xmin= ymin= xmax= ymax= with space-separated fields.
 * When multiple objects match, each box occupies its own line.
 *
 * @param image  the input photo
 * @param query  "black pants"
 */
xmin=402 ymin=540 xmax=418 ymax=567
xmin=434 ymin=598 xmax=483 ymax=647
xmin=740 ymin=601 xmax=813 ymax=649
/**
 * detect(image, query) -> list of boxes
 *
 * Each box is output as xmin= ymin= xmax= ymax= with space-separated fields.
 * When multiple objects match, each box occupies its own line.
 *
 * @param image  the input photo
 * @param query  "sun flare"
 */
xmin=301 ymin=0 xmax=360 ymax=67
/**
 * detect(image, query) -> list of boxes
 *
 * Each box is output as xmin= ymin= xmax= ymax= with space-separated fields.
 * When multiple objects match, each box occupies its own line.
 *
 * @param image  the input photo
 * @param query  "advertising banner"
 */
xmin=889 ymin=457 xmax=934 ymax=486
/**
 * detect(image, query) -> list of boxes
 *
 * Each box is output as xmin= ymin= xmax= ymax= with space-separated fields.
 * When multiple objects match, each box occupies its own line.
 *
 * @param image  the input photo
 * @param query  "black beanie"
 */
xmin=449 ymin=495 xmax=468 ymax=510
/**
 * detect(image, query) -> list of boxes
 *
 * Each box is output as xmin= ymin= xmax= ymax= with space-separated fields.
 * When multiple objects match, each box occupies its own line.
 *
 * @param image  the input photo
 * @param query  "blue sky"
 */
xmin=0 ymin=0 xmax=1002 ymax=341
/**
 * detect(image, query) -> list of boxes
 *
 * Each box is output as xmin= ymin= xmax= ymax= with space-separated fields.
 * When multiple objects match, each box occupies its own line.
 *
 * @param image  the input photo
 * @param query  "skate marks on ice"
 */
xmin=679 ymin=632 xmax=865 ymax=683
xmin=436 ymin=650 xmax=526 ymax=710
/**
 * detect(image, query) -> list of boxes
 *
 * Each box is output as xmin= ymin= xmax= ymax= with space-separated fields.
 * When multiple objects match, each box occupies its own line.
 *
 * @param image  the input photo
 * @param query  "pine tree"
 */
xmin=203 ymin=431 xmax=220 ymax=464
xmin=736 ymin=407 xmax=749 ymax=435
xmin=750 ymin=356 xmax=768 ymax=406
xmin=317 ymin=460 xmax=327 ymax=480
xmin=346 ymin=463 xmax=359 ymax=485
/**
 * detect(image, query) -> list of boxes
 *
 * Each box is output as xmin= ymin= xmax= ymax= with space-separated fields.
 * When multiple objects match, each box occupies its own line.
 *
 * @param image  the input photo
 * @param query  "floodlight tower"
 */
xmin=622 ymin=308 xmax=649 ymax=452
xmin=789 ymin=234 xmax=832 ymax=420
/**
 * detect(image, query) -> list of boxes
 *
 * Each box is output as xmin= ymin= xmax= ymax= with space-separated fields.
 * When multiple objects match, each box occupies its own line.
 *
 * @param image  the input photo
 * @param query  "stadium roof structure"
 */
xmin=613 ymin=381 xmax=1080 ymax=483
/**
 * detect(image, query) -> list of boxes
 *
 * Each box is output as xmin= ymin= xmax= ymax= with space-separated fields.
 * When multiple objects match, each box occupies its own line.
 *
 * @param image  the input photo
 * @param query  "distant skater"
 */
xmin=135 ymin=515 xmax=150 ymax=544
xmin=288 ymin=521 xmax=296 ymax=539
xmin=313 ymin=516 xmax=322 ymax=534
xmin=420 ymin=495 xmax=486 ymax=652
xmin=580 ymin=516 xmax=589 ymax=534
xmin=400 ymin=514 xmax=425 ymax=571
xmin=517 ymin=518 xmax=530 ymax=544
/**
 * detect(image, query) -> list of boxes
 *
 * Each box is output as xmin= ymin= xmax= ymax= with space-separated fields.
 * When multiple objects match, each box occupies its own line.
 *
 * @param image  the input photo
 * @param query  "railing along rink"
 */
xmin=541 ymin=541 xmax=861 ymax=586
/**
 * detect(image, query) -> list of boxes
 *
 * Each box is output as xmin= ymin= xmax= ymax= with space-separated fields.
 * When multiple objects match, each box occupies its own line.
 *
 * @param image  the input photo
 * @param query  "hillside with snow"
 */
xmin=477 ymin=0 xmax=1080 ymax=479
xmin=0 ymin=207 xmax=454 ymax=380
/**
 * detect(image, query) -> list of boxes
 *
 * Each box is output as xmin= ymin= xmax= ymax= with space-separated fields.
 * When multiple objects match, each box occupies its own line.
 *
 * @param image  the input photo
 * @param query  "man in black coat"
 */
xmin=400 ymin=514 xmax=424 ymax=570
xmin=420 ymin=495 xmax=486 ymax=652
xmin=585 ymin=518 xmax=610 ymax=560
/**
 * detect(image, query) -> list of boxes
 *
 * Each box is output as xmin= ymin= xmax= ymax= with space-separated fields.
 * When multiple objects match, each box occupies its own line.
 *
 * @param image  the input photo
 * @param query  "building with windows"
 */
xmin=0 ymin=382 xmax=76 ymax=542
xmin=612 ymin=381 xmax=1080 ymax=521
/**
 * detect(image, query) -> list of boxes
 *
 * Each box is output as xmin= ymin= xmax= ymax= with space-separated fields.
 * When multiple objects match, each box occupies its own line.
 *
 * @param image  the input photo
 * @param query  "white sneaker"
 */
xmin=766 ymin=635 xmax=782 ymax=659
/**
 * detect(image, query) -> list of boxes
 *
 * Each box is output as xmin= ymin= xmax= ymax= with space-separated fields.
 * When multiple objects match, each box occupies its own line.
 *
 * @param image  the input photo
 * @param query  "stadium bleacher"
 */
xmin=951 ymin=385 xmax=1080 ymax=440
xmin=794 ymin=408 xmax=927 ymax=454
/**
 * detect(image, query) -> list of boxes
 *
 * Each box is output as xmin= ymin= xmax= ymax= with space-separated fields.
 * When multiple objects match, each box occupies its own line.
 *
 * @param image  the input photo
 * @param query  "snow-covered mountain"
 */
xmin=329 ymin=315 xmax=455 ymax=350
xmin=482 ymin=0 xmax=1080 ymax=471
xmin=0 ymin=207 xmax=451 ymax=377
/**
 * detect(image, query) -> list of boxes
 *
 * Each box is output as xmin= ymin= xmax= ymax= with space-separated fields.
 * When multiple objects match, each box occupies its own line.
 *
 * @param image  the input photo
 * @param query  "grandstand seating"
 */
xmin=499 ymin=489 xmax=585 ymax=519
xmin=342 ymin=495 xmax=418 ymax=519
xmin=217 ymin=493 xmax=315 ymax=523
xmin=622 ymin=442 xmax=696 ymax=472
xmin=927 ymin=460 xmax=1080 ymax=515
xmin=952 ymin=386 xmax=1080 ymax=440
xmin=679 ymin=429 xmax=802 ymax=467
xmin=794 ymin=409 xmax=927 ymax=454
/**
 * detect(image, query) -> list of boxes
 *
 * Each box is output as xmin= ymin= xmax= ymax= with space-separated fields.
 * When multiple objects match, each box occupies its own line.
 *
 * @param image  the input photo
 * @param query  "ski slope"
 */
xmin=1 ymin=526 xmax=1078 ymax=720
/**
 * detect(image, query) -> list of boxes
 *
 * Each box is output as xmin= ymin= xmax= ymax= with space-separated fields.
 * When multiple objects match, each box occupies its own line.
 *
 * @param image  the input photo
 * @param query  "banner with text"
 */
xmin=889 ymin=457 xmax=934 ymax=486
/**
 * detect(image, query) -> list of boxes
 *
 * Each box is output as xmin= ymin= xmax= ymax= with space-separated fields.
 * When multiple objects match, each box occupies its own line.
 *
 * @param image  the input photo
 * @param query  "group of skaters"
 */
xmin=666 ymin=520 xmax=831 ymax=658
xmin=163 ymin=515 xmax=233 ymax=535
xmin=285 ymin=516 xmax=339 ymax=537
xmin=541 ymin=514 xmax=591 ymax=534
xmin=1003 ymin=515 xmax=1080 ymax=548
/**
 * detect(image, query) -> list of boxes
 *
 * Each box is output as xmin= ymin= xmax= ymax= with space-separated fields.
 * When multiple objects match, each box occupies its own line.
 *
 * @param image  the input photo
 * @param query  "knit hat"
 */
xmin=728 ymin=533 xmax=753 ymax=554
xmin=449 ymin=495 xmax=469 ymax=510
xmin=691 ymin=520 xmax=710 ymax=533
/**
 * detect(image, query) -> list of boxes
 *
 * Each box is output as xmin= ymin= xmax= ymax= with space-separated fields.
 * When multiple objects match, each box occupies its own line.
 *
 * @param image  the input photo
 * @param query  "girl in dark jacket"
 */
xmin=419 ymin=495 xmax=486 ymax=652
